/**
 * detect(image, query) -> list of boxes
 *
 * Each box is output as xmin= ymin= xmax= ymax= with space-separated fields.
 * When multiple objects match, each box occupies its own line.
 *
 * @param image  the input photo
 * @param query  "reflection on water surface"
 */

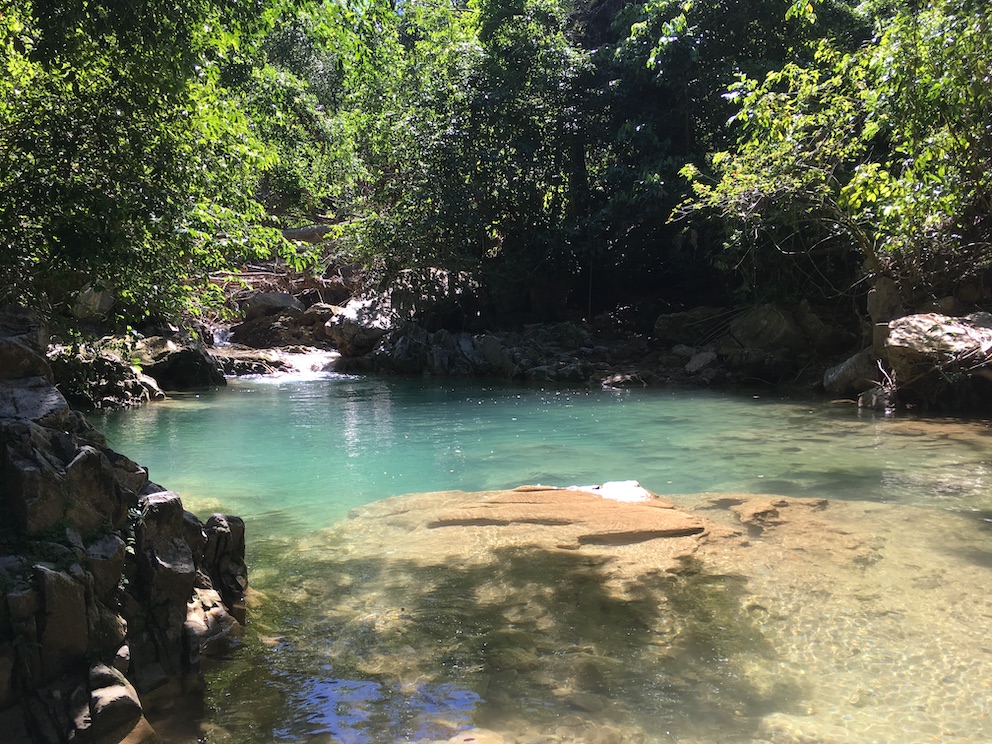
xmin=94 ymin=377 xmax=992 ymax=742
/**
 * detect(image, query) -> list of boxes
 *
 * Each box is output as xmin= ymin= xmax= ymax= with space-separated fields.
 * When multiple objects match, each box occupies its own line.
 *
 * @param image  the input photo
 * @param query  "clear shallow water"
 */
xmin=92 ymin=374 xmax=992 ymax=743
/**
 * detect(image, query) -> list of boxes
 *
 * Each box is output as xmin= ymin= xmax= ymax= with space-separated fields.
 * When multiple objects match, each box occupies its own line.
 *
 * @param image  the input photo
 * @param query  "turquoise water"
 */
xmin=94 ymin=374 xmax=992 ymax=531
xmin=92 ymin=374 xmax=992 ymax=743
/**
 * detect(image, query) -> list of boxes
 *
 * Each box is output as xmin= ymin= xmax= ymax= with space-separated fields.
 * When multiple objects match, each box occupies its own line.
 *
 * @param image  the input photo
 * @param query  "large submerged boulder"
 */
xmin=0 ymin=306 xmax=248 ymax=742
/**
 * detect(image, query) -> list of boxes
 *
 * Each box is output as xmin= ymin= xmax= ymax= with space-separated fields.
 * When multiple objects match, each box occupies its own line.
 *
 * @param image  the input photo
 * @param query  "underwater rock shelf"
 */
xmin=236 ymin=485 xmax=992 ymax=744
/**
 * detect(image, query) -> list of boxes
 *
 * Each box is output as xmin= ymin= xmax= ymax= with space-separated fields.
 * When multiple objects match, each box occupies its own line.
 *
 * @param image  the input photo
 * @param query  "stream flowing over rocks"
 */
xmin=0 ymin=307 xmax=248 ymax=743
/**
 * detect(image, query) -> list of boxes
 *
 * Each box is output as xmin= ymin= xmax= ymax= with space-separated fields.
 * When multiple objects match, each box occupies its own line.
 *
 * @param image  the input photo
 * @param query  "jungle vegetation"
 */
xmin=2 ymin=0 xmax=989 ymax=325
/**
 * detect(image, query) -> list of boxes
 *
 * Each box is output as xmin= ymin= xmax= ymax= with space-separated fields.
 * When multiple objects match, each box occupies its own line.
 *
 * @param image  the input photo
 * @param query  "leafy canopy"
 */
xmin=0 ymin=0 xmax=296 ymax=322
xmin=681 ymin=0 xmax=992 ymax=301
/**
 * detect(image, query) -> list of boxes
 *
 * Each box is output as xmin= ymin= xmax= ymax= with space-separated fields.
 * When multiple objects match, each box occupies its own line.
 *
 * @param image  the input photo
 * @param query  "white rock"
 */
xmin=569 ymin=480 xmax=653 ymax=502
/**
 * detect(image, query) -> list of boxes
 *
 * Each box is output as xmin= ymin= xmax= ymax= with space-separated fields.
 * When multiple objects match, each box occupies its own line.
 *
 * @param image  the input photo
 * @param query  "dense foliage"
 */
xmin=682 ymin=0 xmax=992 ymax=304
xmin=0 ymin=0 xmax=292 ymax=321
xmin=3 ymin=0 xmax=989 ymax=325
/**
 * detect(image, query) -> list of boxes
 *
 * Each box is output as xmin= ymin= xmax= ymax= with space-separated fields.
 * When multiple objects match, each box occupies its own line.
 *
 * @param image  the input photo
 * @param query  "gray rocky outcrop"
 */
xmin=231 ymin=298 xmax=339 ymax=349
xmin=0 ymin=306 xmax=248 ymax=742
xmin=336 ymin=321 xmax=618 ymax=384
xmin=822 ymin=348 xmax=880 ymax=397
xmin=133 ymin=337 xmax=226 ymax=390
xmin=884 ymin=312 xmax=992 ymax=408
xmin=230 ymin=292 xmax=311 ymax=348
xmin=48 ymin=345 xmax=164 ymax=410
xmin=231 ymin=268 xmax=481 ymax=353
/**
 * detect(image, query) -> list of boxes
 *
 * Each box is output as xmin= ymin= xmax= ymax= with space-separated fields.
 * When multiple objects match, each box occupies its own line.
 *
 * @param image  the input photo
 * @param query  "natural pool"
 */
xmin=93 ymin=373 xmax=992 ymax=743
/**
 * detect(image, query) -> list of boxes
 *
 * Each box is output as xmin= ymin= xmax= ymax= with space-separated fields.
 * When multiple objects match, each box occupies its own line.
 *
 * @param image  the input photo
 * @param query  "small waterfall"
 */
xmin=270 ymin=348 xmax=342 ymax=380
xmin=213 ymin=327 xmax=232 ymax=347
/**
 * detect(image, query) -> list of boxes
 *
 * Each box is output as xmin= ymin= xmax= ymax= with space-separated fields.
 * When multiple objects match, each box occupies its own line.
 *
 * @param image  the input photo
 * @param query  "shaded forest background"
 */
xmin=2 ymin=0 xmax=990 ymax=329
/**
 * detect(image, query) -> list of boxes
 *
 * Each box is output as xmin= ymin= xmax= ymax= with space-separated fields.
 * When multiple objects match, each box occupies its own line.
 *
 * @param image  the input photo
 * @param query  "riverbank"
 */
xmin=0 ymin=308 xmax=248 ymax=743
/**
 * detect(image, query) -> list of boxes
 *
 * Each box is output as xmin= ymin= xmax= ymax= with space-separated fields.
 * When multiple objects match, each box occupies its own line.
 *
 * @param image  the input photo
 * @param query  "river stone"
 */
xmin=71 ymin=286 xmax=115 ymax=320
xmin=0 ymin=305 xmax=48 ymax=352
xmin=0 ymin=307 xmax=51 ymax=383
xmin=324 ymin=296 xmax=393 ymax=356
xmin=685 ymin=350 xmax=718 ymax=374
xmin=886 ymin=312 xmax=992 ymax=405
xmin=2 ymin=423 xmax=77 ymax=536
xmin=203 ymin=514 xmax=247 ymax=624
xmin=0 ymin=336 xmax=52 ymax=381
xmin=89 ymin=661 xmax=128 ymax=690
xmin=64 ymin=445 xmax=121 ymax=536
xmin=144 ymin=347 xmax=225 ymax=390
xmin=88 ymin=665 xmax=142 ymax=744
xmin=0 ymin=376 xmax=70 ymax=426
xmin=241 ymin=292 xmax=304 ymax=321
xmin=822 ymin=348 xmax=879 ymax=396
xmin=113 ymin=644 xmax=131 ymax=675
xmin=106 ymin=451 xmax=150 ymax=498
xmin=86 ymin=534 xmax=127 ymax=602
xmin=475 ymin=335 xmax=516 ymax=376
xmin=137 ymin=492 xmax=197 ymax=608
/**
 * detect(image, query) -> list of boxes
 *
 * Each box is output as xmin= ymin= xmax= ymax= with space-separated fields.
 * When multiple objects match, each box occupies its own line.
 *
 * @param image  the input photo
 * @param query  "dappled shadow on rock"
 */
xmin=177 ymin=488 xmax=992 ymax=744
xmin=186 ymin=489 xmax=818 ymax=743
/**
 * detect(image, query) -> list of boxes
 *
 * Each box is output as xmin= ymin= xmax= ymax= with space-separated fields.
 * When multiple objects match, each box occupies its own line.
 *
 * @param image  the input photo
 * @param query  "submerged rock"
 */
xmin=426 ymin=485 xmax=704 ymax=548
xmin=255 ymin=483 xmax=992 ymax=743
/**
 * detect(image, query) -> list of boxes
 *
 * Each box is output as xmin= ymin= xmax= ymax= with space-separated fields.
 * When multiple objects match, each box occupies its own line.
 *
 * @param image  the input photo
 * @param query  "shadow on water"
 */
xmin=197 ymin=536 xmax=806 ymax=743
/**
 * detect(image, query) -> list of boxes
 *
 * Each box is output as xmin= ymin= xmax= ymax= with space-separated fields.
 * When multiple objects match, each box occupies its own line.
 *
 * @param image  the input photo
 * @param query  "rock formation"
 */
xmin=0 ymin=306 xmax=247 ymax=743
xmin=884 ymin=311 xmax=992 ymax=408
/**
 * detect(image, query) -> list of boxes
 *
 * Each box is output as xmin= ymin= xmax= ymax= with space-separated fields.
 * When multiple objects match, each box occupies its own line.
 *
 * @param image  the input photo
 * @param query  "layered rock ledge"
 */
xmin=0 ymin=307 xmax=247 ymax=743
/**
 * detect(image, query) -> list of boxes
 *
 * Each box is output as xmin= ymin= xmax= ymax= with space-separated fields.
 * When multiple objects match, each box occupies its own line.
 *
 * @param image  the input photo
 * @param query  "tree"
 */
xmin=680 ymin=0 xmax=992 ymax=303
xmin=0 ymin=0 xmax=287 ymax=323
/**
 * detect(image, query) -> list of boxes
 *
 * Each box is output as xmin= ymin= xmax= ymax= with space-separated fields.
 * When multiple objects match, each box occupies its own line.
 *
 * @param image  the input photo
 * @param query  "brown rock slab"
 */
xmin=428 ymin=487 xmax=701 ymax=548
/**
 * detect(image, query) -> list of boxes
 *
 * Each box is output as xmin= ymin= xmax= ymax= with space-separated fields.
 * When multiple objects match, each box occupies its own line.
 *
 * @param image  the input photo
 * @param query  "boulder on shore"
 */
xmin=885 ymin=312 xmax=992 ymax=409
xmin=324 ymin=296 xmax=394 ymax=357
xmin=134 ymin=336 xmax=226 ymax=390
xmin=823 ymin=348 xmax=879 ymax=397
